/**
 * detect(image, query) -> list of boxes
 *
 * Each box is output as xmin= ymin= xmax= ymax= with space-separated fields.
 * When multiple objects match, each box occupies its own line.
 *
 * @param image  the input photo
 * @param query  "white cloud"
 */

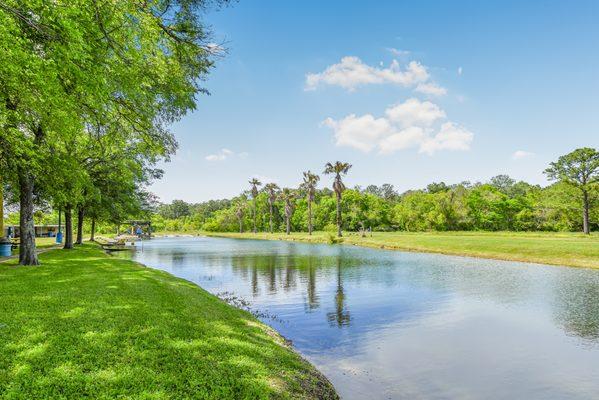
xmin=385 ymin=98 xmax=445 ymax=128
xmin=322 ymin=114 xmax=392 ymax=152
xmin=379 ymin=126 xmax=426 ymax=154
xmin=419 ymin=122 xmax=474 ymax=155
xmin=512 ymin=150 xmax=535 ymax=160
xmin=323 ymin=98 xmax=473 ymax=156
xmin=458 ymin=66 xmax=463 ymax=75
xmin=415 ymin=82 xmax=447 ymax=96
xmin=387 ymin=48 xmax=411 ymax=57
xmin=305 ymin=56 xmax=429 ymax=91
xmin=205 ymin=148 xmax=244 ymax=161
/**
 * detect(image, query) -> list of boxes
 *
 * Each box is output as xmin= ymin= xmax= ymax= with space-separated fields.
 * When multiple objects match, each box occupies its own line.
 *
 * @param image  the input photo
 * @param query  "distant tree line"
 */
xmin=152 ymin=148 xmax=598 ymax=235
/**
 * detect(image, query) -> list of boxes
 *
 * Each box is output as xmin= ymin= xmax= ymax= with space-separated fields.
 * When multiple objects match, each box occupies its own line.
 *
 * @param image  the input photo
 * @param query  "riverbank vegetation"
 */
xmin=205 ymin=231 xmax=599 ymax=269
xmin=0 ymin=244 xmax=338 ymax=399
xmin=151 ymin=149 xmax=598 ymax=237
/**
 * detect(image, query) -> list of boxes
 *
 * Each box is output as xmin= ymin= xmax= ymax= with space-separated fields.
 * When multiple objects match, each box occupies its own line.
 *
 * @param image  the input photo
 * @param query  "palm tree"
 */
xmin=324 ymin=161 xmax=352 ymax=237
xmin=234 ymin=200 xmax=246 ymax=233
xmin=263 ymin=183 xmax=280 ymax=233
xmin=248 ymin=178 xmax=262 ymax=233
xmin=300 ymin=171 xmax=320 ymax=235
xmin=279 ymin=188 xmax=296 ymax=235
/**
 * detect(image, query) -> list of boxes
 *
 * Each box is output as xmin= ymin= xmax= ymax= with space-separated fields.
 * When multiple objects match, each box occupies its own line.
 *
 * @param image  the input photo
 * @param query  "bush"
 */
xmin=326 ymin=232 xmax=344 ymax=244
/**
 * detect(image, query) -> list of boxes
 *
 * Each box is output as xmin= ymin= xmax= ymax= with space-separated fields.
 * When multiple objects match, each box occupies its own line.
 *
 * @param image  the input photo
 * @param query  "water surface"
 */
xmin=120 ymin=237 xmax=599 ymax=399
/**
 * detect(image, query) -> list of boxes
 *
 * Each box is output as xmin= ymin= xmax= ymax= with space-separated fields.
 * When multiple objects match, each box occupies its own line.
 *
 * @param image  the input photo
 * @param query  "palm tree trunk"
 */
xmin=583 ymin=190 xmax=590 ymax=235
xmin=253 ymin=200 xmax=257 ymax=233
xmin=269 ymin=203 xmax=273 ymax=233
xmin=63 ymin=205 xmax=73 ymax=249
xmin=336 ymin=192 xmax=342 ymax=237
xmin=75 ymin=205 xmax=84 ymax=245
xmin=308 ymin=200 xmax=313 ymax=235
xmin=18 ymin=172 xmax=39 ymax=265
xmin=286 ymin=215 xmax=291 ymax=235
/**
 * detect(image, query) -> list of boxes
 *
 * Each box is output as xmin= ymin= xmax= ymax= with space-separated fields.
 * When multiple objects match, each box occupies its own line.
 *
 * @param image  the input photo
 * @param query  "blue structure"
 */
xmin=0 ymin=239 xmax=11 ymax=257
xmin=56 ymin=209 xmax=63 ymax=244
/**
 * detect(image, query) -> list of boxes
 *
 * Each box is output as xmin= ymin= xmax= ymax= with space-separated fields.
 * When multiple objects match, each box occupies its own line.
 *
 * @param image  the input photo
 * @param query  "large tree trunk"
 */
xmin=269 ymin=203 xmax=273 ymax=233
xmin=63 ymin=206 xmax=73 ymax=249
xmin=336 ymin=192 xmax=342 ymax=237
xmin=75 ymin=206 xmax=84 ymax=244
xmin=18 ymin=172 xmax=39 ymax=265
xmin=89 ymin=217 xmax=96 ymax=242
xmin=308 ymin=200 xmax=313 ymax=235
xmin=286 ymin=215 xmax=291 ymax=235
xmin=583 ymin=190 xmax=590 ymax=235
xmin=239 ymin=218 xmax=243 ymax=233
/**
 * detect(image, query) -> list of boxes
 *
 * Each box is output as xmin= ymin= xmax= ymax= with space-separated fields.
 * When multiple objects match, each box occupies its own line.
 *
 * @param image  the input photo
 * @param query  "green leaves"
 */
xmin=0 ymin=0 xmax=226 ymax=244
xmin=545 ymin=147 xmax=599 ymax=187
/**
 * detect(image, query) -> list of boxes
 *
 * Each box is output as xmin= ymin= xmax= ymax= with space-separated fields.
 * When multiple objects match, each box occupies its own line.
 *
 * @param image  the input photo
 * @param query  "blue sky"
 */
xmin=151 ymin=0 xmax=599 ymax=202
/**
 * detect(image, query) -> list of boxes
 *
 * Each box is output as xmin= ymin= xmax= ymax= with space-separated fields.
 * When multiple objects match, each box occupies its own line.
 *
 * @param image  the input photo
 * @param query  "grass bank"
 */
xmin=0 ymin=244 xmax=338 ymax=399
xmin=203 ymin=231 xmax=599 ymax=269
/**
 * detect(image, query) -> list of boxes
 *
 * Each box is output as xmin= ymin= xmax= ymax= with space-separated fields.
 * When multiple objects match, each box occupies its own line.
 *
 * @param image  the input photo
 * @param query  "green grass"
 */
xmin=0 ymin=244 xmax=337 ymax=399
xmin=204 ymin=231 xmax=599 ymax=269
xmin=34 ymin=237 xmax=60 ymax=249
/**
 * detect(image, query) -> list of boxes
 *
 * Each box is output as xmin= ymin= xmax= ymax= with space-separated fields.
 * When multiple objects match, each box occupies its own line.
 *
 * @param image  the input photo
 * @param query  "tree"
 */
xmin=426 ymin=182 xmax=450 ymax=194
xmin=170 ymin=200 xmax=192 ymax=219
xmin=248 ymin=178 xmax=262 ymax=233
xmin=380 ymin=183 xmax=399 ymax=201
xmin=301 ymin=171 xmax=320 ymax=235
xmin=234 ymin=199 xmax=246 ymax=233
xmin=263 ymin=183 xmax=280 ymax=233
xmin=490 ymin=175 xmax=516 ymax=195
xmin=279 ymin=188 xmax=296 ymax=235
xmin=0 ymin=0 xmax=225 ymax=264
xmin=545 ymin=148 xmax=598 ymax=234
xmin=324 ymin=161 xmax=352 ymax=237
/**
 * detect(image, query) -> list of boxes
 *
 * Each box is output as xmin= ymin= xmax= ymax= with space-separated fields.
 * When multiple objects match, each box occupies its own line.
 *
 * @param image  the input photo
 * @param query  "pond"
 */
xmin=119 ymin=236 xmax=599 ymax=399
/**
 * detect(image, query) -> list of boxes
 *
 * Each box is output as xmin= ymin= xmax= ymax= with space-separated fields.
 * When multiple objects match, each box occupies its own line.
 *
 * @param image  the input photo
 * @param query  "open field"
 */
xmin=0 ymin=244 xmax=337 ymax=399
xmin=202 ymin=231 xmax=599 ymax=269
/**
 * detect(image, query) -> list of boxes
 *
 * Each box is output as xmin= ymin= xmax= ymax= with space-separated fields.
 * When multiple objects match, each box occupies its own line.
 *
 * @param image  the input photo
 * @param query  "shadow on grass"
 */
xmin=0 ymin=244 xmax=337 ymax=399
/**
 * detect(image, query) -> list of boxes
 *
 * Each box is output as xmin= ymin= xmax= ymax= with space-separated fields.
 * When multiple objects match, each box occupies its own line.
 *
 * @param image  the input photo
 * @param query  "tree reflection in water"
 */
xmin=229 ymin=252 xmax=353 ymax=326
xmin=553 ymin=272 xmax=599 ymax=341
xmin=327 ymin=258 xmax=351 ymax=327
xmin=306 ymin=256 xmax=320 ymax=311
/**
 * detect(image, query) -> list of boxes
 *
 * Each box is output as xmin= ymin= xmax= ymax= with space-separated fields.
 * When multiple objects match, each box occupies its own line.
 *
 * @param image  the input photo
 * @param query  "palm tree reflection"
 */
xmin=306 ymin=256 xmax=320 ymax=310
xmin=327 ymin=257 xmax=350 ymax=327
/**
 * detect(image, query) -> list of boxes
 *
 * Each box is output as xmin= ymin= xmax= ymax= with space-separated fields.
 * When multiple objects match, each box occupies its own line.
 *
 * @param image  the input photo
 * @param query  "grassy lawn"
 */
xmin=0 ymin=244 xmax=337 ymax=399
xmin=35 ymin=237 xmax=61 ymax=249
xmin=204 ymin=231 xmax=599 ymax=269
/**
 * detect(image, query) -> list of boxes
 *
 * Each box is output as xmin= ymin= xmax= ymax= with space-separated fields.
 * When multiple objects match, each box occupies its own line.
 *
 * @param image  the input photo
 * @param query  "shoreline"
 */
xmin=197 ymin=231 xmax=599 ymax=269
xmin=124 ymin=251 xmax=339 ymax=399
xmin=0 ymin=244 xmax=339 ymax=399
